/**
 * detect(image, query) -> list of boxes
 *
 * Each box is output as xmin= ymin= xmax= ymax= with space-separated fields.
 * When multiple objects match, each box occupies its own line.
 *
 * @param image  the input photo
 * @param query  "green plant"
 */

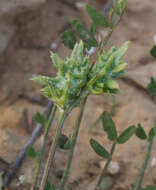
xmin=29 ymin=1 xmax=129 ymax=190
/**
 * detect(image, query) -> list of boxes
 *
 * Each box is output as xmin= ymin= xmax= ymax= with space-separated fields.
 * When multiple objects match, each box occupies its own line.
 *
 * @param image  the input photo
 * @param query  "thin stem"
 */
xmin=88 ymin=112 xmax=104 ymax=134
xmin=58 ymin=97 xmax=87 ymax=190
xmin=135 ymin=136 xmax=155 ymax=190
xmin=31 ymin=105 xmax=57 ymax=190
xmin=96 ymin=143 xmax=116 ymax=190
xmin=39 ymin=109 xmax=66 ymax=190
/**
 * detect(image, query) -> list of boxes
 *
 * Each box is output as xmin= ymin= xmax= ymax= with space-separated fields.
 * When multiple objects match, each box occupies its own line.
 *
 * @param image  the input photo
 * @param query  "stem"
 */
xmin=39 ymin=109 xmax=66 ymax=190
xmin=58 ymin=98 xmax=87 ymax=190
xmin=31 ymin=105 xmax=57 ymax=190
xmin=135 ymin=137 xmax=155 ymax=190
xmin=96 ymin=143 xmax=116 ymax=190
xmin=88 ymin=112 xmax=104 ymax=134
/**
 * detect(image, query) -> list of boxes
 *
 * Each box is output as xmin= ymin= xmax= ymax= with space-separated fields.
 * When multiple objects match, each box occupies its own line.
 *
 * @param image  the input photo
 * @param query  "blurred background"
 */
xmin=0 ymin=0 xmax=156 ymax=189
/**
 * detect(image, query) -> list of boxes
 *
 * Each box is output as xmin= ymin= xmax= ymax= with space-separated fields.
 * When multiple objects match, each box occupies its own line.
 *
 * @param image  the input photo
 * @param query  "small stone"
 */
xmin=75 ymin=2 xmax=86 ymax=9
xmin=151 ymin=157 xmax=156 ymax=167
xmin=108 ymin=161 xmax=120 ymax=175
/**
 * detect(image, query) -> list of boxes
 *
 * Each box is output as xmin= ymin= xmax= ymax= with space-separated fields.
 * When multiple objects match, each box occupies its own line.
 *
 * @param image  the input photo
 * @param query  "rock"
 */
xmin=0 ymin=23 xmax=15 ymax=54
xmin=0 ymin=0 xmax=47 ymax=54
xmin=127 ymin=0 xmax=156 ymax=12
xmin=107 ymin=161 xmax=120 ymax=175
xmin=0 ymin=0 xmax=47 ymax=17
xmin=100 ymin=161 xmax=120 ymax=175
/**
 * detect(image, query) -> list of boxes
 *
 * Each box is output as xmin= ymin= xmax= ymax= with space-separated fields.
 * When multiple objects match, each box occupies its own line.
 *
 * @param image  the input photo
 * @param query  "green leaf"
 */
xmin=143 ymin=185 xmax=156 ymax=190
xmin=148 ymin=127 xmax=156 ymax=142
xmin=34 ymin=112 xmax=47 ymax=125
xmin=26 ymin=146 xmax=37 ymax=158
xmin=117 ymin=125 xmax=136 ymax=144
xmin=147 ymin=77 xmax=156 ymax=96
xmin=58 ymin=134 xmax=71 ymax=150
xmin=102 ymin=111 xmax=117 ymax=141
xmin=72 ymin=19 xmax=98 ymax=49
xmin=61 ymin=30 xmax=77 ymax=49
xmin=90 ymin=22 xmax=98 ymax=36
xmin=135 ymin=123 xmax=147 ymax=140
xmin=114 ymin=0 xmax=126 ymax=16
xmin=86 ymin=5 xmax=109 ymax=27
xmin=150 ymin=46 xmax=156 ymax=58
xmin=45 ymin=181 xmax=55 ymax=190
xmin=90 ymin=139 xmax=110 ymax=159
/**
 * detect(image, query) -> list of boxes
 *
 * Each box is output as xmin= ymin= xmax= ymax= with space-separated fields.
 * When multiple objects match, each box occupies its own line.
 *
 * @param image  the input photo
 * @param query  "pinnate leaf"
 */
xmin=147 ymin=77 xmax=156 ymax=96
xmin=150 ymin=46 xmax=156 ymax=58
xmin=135 ymin=123 xmax=147 ymax=140
xmin=102 ymin=111 xmax=117 ymax=141
xmin=90 ymin=139 xmax=110 ymax=159
xmin=117 ymin=125 xmax=136 ymax=144
xmin=86 ymin=5 xmax=109 ymax=27
xmin=61 ymin=30 xmax=77 ymax=49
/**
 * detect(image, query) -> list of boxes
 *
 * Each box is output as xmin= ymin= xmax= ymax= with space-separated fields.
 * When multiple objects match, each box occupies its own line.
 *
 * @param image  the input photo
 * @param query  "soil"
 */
xmin=0 ymin=0 xmax=156 ymax=190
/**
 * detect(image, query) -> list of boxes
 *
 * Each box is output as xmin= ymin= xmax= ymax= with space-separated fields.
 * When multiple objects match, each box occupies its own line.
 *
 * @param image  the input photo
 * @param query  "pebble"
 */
xmin=100 ymin=161 xmax=120 ymax=175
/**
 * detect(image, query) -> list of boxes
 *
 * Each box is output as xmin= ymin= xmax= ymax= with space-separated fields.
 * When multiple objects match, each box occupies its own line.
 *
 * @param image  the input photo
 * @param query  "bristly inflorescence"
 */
xmin=32 ymin=41 xmax=129 ymax=110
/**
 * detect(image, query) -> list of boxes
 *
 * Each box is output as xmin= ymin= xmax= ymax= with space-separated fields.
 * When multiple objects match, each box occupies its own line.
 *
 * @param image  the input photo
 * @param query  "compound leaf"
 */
xmin=90 ymin=139 xmax=110 ymax=159
xmin=61 ymin=30 xmax=77 ymax=49
xmin=102 ymin=111 xmax=117 ymax=141
xmin=135 ymin=123 xmax=147 ymax=140
xmin=117 ymin=125 xmax=136 ymax=144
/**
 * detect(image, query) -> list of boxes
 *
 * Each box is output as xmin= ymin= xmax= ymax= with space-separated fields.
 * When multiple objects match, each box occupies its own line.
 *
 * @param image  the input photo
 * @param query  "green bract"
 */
xmin=87 ymin=41 xmax=129 ymax=94
xmin=32 ymin=41 xmax=90 ymax=109
xmin=32 ymin=41 xmax=129 ymax=109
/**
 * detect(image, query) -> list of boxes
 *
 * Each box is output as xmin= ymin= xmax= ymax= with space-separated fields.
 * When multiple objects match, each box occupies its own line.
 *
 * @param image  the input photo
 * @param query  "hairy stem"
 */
xmin=96 ymin=143 xmax=116 ymax=190
xmin=39 ymin=109 xmax=66 ymax=190
xmin=135 ymin=132 xmax=155 ymax=190
xmin=58 ymin=98 xmax=87 ymax=190
xmin=31 ymin=105 xmax=57 ymax=190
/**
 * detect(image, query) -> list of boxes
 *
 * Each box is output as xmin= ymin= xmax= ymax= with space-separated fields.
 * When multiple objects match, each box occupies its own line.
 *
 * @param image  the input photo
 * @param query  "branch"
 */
xmin=2 ymin=101 xmax=54 ymax=187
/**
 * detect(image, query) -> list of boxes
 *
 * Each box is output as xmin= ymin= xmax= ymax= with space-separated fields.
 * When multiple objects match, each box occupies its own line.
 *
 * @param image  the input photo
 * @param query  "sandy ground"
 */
xmin=0 ymin=0 xmax=156 ymax=189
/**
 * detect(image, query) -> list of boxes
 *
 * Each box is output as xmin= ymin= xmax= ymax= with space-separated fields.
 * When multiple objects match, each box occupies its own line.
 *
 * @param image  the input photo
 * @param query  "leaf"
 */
xmin=150 ymin=46 xmax=156 ymax=58
xmin=135 ymin=123 xmax=147 ymax=140
xmin=26 ymin=146 xmax=37 ymax=158
xmin=117 ymin=125 xmax=136 ymax=144
xmin=86 ymin=5 xmax=109 ymax=27
xmin=148 ymin=127 xmax=156 ymax=141
xmin=61 ymin=30 xmax=77 ymax=49
xmin=147 ymin=77 xmax=156 ymax=96
xmin=143 ymin=185 xmax=156 ymax=190
xmin=102 ymin=111 xmax=117 ymax=141
xmin=34 ymin=112 xmax=47 ymax=125
xmin=72 ymin=19 xmax=98 ymax=49
xmin=90 ymin=139 xmax=110 ymax=159
xmin=45 ymin=181 xmax=55 ymax=190
xmin=57 ymin=134 xmax=71 ymax=150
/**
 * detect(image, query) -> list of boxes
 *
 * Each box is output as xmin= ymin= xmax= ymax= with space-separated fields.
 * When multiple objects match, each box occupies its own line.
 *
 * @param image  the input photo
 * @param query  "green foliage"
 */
xmin=26 ymin=146 xmax=38 ymax=158
xmin=114 ymin=0 xmax=127 ymax=17
xmin=150 ymin=46 xmax=156 ymax=58
xmin=86 ymin=5 xmax=109 ymax=27
xmin=147 ymin=77 xmax=156 ymax=96
xmin=32 ymin=41 xmax=128 ymax=109
xmin=102 ymin=111 xmax=117 ymax=141
xmin=148 ymin=127 xmax=156 ymax=142
xmin=135 ymin=124 xmax=147 ymax=140
xmin=32 ymin=41 xmax=90 ymax=109
xmin=58 ymin=134 xmax=71 ymax=150
xmin=45 ymin=181 xmax=55 ymax=190
xmin=61 ymin=30 xmax=77 ymax=49
xmin=87 ymin=41 xmax=129 ymax=95
xmin=34 ymin=112 xmax=47 ymax=125
xmin=72 ymin=19 xmax=98 ymax=50
xmin=90 ymin=139 xmax=110 ymax=159
xmin=142 ymin=185 xmax=156 ymax=190
xmin=117 ymin=125 xmax=136 ymax=144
